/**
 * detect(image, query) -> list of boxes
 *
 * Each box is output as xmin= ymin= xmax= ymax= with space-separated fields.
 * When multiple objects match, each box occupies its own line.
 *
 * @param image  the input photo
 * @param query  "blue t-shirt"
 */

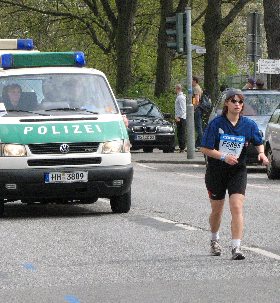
xmin=201 ymin=114 xmax=262 ymax=167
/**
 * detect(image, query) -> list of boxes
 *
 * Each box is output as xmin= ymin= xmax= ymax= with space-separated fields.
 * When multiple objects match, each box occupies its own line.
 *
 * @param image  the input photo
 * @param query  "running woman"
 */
xmin=200 ymin=88 xmax=269 ymax=260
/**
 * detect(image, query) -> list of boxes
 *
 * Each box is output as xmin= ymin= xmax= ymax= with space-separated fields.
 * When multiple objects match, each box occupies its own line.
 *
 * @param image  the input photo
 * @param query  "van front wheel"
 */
xmin=0 ymin=201 xmax=4 ymax=217
xmin=110 ymin=189 xmax=131 ymax=213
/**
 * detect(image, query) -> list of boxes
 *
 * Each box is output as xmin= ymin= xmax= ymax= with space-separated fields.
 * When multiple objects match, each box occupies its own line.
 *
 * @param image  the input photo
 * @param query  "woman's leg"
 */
xmin=209 ymin=199 xmax=225 ymax=233
xmin=229 ymin=193 xmax=245 ymax=240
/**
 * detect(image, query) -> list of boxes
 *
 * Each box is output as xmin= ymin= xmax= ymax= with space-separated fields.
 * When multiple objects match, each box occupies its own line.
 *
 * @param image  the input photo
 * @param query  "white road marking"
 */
xmin=175 ymin=173 xmax=204 ymax=179
xmin=98 ymin=188 xmax=280 ymax=260
xmin=243 ymin=246 xmax=280 ymax=261
xmin=152 ymin=216 xmax=280 ymax=260
xmin=151 ymin=216 xmax=199 ymax=231
xmin=247 ymin=184 xmax=280 ymax=192
xmin=136 ymin=163 xmax=157 ymax=170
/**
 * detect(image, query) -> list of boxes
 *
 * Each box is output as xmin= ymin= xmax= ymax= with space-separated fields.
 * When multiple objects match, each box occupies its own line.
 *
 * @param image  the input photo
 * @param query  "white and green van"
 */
xmin=0 ymin=39 xmax=136 ymax=216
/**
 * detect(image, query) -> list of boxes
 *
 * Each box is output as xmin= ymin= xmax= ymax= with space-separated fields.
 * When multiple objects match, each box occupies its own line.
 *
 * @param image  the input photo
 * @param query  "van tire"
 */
xmin=267 ymin=147 xmax=280 ymax=179
xmin=0 ymin=202 xmax=4 ymax=217
xmin=110 ymin=189 xmax=131 ymax=213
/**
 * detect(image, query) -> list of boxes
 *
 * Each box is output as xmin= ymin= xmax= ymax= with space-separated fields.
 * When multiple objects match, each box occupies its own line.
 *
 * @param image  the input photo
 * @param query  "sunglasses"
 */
xmin=230 ymin=99 xmax=243 ymax=105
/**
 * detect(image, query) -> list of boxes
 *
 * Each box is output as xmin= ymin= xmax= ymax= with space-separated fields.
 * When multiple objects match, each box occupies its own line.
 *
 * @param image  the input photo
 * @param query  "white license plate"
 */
xmin=136 ymin=134 xmax=156 ymax=140
xmin=44 ymin=171 xmax=88 ymax=183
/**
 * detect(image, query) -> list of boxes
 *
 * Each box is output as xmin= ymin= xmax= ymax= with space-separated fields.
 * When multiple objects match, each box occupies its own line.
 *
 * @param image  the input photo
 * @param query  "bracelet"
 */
xmin=220 ymin=154 xmax=226 ymax=161
xmin=258 ymin=152 xmax=264 ymax=154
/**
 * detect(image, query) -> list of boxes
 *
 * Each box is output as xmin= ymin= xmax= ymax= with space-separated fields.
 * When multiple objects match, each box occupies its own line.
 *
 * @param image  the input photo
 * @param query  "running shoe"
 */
xmin=210 ymin=240 xmax=222 ymax=256
xmin=232 ymin=246 xmax=245 ymax=260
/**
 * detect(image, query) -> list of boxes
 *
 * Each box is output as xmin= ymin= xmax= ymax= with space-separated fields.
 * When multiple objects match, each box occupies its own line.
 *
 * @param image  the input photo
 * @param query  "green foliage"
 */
xmin=0 ymin=0 xmax=267 ymax=112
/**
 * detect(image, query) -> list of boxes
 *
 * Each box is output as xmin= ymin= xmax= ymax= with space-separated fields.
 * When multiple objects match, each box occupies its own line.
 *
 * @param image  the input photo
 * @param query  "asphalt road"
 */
xmin=0 ymin=156 xmax=279 ymax=303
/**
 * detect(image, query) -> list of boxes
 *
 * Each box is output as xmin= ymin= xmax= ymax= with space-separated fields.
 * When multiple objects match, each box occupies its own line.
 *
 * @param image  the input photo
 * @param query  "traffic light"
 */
xmin=166 ymin=13 xmax=186 ymax=53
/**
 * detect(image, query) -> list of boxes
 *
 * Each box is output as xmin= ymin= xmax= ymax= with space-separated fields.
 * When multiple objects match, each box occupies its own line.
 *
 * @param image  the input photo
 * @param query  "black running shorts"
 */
xmin=205 ymin=165 xmax=247 ymax=200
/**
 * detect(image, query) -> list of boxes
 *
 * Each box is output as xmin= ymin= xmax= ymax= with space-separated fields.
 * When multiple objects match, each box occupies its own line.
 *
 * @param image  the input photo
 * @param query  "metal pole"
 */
xmin=253 ymin=12 xmax=258 ymax=80
xmin=185 ymin=7 xmax=195 ymax=159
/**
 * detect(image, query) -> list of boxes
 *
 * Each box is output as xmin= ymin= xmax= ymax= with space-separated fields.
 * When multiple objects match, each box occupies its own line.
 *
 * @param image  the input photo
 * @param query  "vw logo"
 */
xmin=60 ymin=144 xmax=70 ymax=154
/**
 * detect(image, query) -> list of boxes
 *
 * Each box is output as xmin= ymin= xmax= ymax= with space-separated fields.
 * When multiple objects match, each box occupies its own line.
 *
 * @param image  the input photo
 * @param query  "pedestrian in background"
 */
xmin=242 ymin=78 xmax=255 ymax=90
xmin=255 ymin=79 xmax=265 ymax=90
xmin=200 ymin=88 xmax=269 ymax=260
xmin=192 ymin=76 xmax=203 ymax=151
xmin=175 ymin=84 xmax=186 ymax=153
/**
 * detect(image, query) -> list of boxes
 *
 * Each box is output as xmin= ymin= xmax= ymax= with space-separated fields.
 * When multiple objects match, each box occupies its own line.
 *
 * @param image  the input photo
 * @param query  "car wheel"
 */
xmin=143 ymin=147 xmax=153 ymax=153
xmin=266 ymin=147 xmax=280 ymax=179
xmin=163 ymin=146 xmax=175 ymax=153
xmin=110 ymin=188 xmax=131 ymax=213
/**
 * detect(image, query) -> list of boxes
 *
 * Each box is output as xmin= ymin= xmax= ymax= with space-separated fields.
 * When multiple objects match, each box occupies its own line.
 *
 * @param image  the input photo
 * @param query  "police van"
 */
xmin=0 ymin=39 xmax=136 ymax=216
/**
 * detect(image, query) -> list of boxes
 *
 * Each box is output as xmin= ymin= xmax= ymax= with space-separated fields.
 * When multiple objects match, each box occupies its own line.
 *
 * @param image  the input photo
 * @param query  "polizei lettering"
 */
xmin=23 ymin=124 xmax=101 ymax=135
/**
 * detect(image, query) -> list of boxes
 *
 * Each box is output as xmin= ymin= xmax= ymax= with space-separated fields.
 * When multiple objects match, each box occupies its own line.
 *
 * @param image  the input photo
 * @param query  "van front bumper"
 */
xmin=0 ymin=165 xmax=133 ymax=202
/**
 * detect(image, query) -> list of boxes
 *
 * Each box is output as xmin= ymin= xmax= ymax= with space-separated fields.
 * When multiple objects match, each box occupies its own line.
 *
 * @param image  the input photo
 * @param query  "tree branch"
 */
xmin=100 ymin=0 xmax=117 ymax=28
xmin=221 ymin=0 xmax=251 ymax=31
xmin=82 ymin=0 xmax=99 ymax=16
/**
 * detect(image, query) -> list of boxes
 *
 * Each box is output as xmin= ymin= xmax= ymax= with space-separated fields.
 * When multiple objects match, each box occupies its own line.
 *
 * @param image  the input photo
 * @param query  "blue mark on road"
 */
xmin=23 ymin=263 xmax=36 ymax=271
xmin=64 ymin=295 xmax=81 ymax=303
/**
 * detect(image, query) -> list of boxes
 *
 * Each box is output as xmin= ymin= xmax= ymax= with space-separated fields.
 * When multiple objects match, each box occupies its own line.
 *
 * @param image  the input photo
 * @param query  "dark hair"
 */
xmin=248 ymin=78 xmax=255 ymax=85
xmin=192 ymin=76 xmax=199 ymax=83
xmin=222 ymin=94 xmax=245 ymax=115
xmin=256 ymin=79 xmax=264 ymax=89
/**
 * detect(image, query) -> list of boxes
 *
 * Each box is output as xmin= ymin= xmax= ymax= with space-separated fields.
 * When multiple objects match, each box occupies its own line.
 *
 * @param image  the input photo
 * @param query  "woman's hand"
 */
xmin=258 ymin=152 xmax=269 ymax=166
xmin=224 ymin=155 xmax=239 ymax=165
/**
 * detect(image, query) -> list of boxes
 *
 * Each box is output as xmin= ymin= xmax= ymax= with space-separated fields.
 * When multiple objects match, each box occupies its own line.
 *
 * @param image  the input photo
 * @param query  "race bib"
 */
xmin=219 ymin=134 xmax=245 ymax=158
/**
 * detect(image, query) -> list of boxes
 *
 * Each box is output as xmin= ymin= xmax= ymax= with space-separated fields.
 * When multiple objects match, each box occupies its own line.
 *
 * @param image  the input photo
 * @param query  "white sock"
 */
xmin=232 ymin=239 xmax=241 ymax=248
xmin=211 ymin=232 xmax=219 ymax=241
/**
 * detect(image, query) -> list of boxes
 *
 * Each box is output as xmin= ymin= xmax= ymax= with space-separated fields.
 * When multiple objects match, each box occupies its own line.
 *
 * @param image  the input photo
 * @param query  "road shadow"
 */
xmin=0 ymin=202 xmax=113 ymax=220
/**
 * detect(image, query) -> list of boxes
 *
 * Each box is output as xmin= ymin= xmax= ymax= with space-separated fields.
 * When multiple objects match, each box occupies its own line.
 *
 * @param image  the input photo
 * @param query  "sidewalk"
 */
xmin=131 ymin=149 xmax=206 ymax=165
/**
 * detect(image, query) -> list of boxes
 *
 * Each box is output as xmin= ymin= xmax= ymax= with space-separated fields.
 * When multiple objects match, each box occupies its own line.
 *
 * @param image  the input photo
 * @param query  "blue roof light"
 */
xmin=74 ymin=52 xmax=86 ymax=66
xmin=1 ymin=54 xmax=13 ymax=69
xmin=0 ymin=39 xmax=34 ymax=50
xmin=17 ymin=39 xmax=34 ymax=50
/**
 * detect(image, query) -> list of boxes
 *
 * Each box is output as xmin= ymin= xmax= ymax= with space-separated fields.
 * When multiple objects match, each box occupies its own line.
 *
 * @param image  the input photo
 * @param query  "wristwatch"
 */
xmin=220 ymin=154 xmax=226 ymax=161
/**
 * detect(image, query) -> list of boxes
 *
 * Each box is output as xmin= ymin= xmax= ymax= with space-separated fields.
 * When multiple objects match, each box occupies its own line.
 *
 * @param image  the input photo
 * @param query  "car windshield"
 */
xmin=0 ymin=74 xmax=117 ymax=115
xmin=216 ymin=93 xmax=280 ymax=116
xmin=127 ymin=100 xmax=163 ymax=118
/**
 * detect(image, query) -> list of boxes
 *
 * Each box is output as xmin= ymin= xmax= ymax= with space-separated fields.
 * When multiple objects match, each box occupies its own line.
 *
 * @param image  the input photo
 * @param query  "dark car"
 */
xmin=209 ymin=89 xmax=280 ymax=163
xmin=117 ymin=98 xmax=176 ymax=153
xmin=264 ymin=104 xmax=280 ymax=179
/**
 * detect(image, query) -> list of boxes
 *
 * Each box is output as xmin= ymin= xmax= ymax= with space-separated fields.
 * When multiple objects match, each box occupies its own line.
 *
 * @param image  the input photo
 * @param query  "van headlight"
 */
xmin=2 ymin=144 xmax=27 ymax=156
xmin=101 ymin=140 xmax=130 ymax=154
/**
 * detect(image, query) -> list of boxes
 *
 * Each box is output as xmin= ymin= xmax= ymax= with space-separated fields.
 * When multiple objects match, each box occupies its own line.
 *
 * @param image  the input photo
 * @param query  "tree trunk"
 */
xmin=203 ymin=1 xmax=222 ymax=104
xmin=154 ymin=0 xmax=174 ymax=97
xmin=263 ymin=0 xmax=280 ymax=89
xmin=115 ymin=0 xmax=137 ymax=95
xmin=203 ymin=0 xmax=251 ymax=103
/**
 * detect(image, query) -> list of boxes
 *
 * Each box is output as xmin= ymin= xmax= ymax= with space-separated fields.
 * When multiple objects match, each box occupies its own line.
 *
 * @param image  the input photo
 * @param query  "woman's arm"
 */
xmin=200 ymin=147 xmax=239 ymax=166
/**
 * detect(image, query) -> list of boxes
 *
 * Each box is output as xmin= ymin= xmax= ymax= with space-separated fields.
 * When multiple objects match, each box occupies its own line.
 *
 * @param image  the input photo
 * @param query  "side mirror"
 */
xmin=118 ymin=100 xmax=139 ymax=114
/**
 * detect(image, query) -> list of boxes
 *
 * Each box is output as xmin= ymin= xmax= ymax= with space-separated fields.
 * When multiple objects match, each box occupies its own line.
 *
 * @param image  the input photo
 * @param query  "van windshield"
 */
xmin=243 ymin=94 xmax=280 ymax=116
xmin=0 ymin=74 xmax=117 ymax=114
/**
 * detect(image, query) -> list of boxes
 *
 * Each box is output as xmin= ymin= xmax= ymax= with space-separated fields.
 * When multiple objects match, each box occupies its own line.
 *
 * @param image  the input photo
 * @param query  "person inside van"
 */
xmin=3 ymin=83 xmax=22 ymax=110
